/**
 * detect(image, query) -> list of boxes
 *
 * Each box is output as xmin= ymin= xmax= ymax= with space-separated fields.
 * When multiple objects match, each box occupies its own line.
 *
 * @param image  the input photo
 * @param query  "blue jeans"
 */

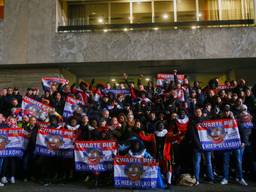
xmin=223 ymin=148 xmax=243 ymax=180
xmin=194 ymin=150 xmax=214 ymax=182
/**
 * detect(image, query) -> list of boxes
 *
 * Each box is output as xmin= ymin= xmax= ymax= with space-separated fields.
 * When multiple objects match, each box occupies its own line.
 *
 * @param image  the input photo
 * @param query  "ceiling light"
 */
xmin=162 ymin=14 xmax=169 ymax=20
xmin=123 ymin=28 xmax=128 ymax=32
xmin=98 ymin=17 xmax=104 ymax=24
xmin=153 ymin=27 xmax=159 ymax=31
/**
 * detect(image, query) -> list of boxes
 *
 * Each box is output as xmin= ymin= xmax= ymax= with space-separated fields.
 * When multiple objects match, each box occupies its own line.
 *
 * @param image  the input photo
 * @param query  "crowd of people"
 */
xmin=0 ymin=70 xmax=255 ymax=188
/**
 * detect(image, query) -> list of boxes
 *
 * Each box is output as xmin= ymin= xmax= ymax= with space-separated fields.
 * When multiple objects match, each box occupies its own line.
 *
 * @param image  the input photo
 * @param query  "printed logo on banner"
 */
xmin=124 ymin=163 xmax=144 ymax=181
xmin=0 ymin=135 xmax=9 ymax=150
xmin=85 ymin=148 xmax=104 ymax=165
xmin=206 ymin=125 xmax=226 ymax=144
xmin=45 ymin=135 xmax=64 ymax=151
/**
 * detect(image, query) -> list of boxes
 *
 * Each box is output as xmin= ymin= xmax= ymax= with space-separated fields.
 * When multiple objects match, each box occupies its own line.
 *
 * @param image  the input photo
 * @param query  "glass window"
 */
xmin=132 ymin=1 xmax=152 ymax=23
xmin=244 ymin=0 xmax=255 ymax=19
xmin=154 ymin=0 xmax=174 ymax=23
xmin=177 ymin=0 xmax=196 ymax=22
xmin=68 ymin=2 xmax=108 ymax=25
xmin=198 ymin=0 xmax=219 ymax=21
xmin=111 ymin=2 xmax=130 ymax=24
xmin=222 ymin=0 xmax=242 ymax=20
xmin=0 ymin=0 xmax=4 ymax=19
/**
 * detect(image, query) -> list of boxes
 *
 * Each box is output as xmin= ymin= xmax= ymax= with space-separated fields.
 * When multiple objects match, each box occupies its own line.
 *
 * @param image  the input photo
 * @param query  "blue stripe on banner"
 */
xmin=75 ymin=161 xmax=113 ymax=172
xmin=201 ymin=139 xmax=241 ymax=151
xmin=114 ymin=177 xmax=157 ymax=189
xmin=35 ymin=145 xmax=73 ymax=158
xmin=0 ymin=149 xmax=24 ymax=157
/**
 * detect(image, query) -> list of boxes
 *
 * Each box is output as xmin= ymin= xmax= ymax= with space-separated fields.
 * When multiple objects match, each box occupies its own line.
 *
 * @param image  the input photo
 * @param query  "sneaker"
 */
xmin=195 ymin=181 xmax=200 ymax=186
xmin=24 ymin=178 xmax=28 ymax=183
xmin=0 ymin=182 xmax=4 ymax=187
xmin=221 ymin=179 xmax=228 ymax=185
xmin=1 ymin=177 xmax=8 ymax=184
xmin=10 ymin=177 xmax=15 ymax=184
xmin=238 ymin=178 xmax=248 ymax=186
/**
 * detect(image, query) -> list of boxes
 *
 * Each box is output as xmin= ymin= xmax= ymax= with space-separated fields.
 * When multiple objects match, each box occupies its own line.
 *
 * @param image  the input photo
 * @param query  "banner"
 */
xmin=114 ymin=156 xmax=158 ymax=189
xmin=217 ymin=84 xmax=234 ymax=90
xmin=102 ymin=89 xmax=130 ymax=96
xmin=156 ymin=74 xmax=185 ymax=87
xmin=0 ymin=128 xmax=28 ymax=157
xmin=75 ymin=140 xmax=117 ymax=172
xmin=35 ymin=128 xmax=75 ymax=158
xmin=63 ymin=96 xmax=85 ymax=119
xmin=196 ymin=119 xmax=241 ymax=151
xmin=22 ymin=96 xmax=54 ymax=121
xmin=42 ymin=77 xmax=69 ymax=91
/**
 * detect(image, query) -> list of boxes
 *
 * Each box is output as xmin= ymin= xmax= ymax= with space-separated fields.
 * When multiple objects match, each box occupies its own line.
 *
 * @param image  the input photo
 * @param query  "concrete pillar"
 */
xmin=254 ymin=0 xmax=256 ymax=23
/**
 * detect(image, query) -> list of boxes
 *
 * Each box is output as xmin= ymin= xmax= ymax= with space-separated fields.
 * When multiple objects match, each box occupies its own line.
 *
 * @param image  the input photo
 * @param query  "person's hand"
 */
xmin=123 ymin=73 xmax=128 ymax=80
xmin=241 ymin=143 xmax=245 ymax=148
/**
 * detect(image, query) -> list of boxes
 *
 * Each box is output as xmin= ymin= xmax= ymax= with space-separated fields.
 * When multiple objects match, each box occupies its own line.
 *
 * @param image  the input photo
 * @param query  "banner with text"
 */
xmin=63 ymin=96 xmax=84 ymax=119
xmin=196 ymin=119 xmax=241 ymax=151
xmin=42 ymin=77 xmax=69 ymax=91
xmin=75 ymin=140 xmax=117 ymax=172
xmin=35 ymin=128 xmax=75 ymax=158
xmin=0 ymin=128 xmax=28 ymax=157
xmin=114 ymin=156 xmax=158 ymax=189
xmin=22 ymin=96 xmax=54 ymax=121
xmin=156 ymin=74 xmax=185 ymax=87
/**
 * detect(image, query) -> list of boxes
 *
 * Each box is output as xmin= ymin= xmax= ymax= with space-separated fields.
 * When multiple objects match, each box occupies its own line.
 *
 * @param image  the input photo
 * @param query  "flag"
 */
xmin=63 ymin=96 xmax=85 ymax=119
xmin=196 ymin=118 xmax=241 ymax=151
xmin=41 ymin=77 xmax=69 ymax=91
xmin=156 ymin=74 xmax=185 ymax=87
xmin=0 ymin=128 xmax=28 ymax=157
xmin=35 ymin=128 xmax=75 ymax=158
xmin=114 ymin=156 xmax=158 ymax=189
xmin=22 ymin=96 xmax=54 ymax=121
xmin=75 ymin=140 xmax=117 ymax=172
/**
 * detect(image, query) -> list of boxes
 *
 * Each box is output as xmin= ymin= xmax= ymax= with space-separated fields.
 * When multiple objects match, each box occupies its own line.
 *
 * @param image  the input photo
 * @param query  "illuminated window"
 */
xmin=154 ymin=0 xmax=174 ymax=22
xmin=0 ymin=0 xmax=4 ymax=19
xmin=198 ymin=0 xmax=219 ymax=21
xmin=177 ymin=0 xmax=197 ymax=22
xmin=68 ymin=2 xmax=108 ymax=25
xmin=222 ymin=0 xmax=242 ymax=20
xmin=132 ymin=1 xmax=152 ymax=23
xmin=111 ymin=2 xmax=130 ymax=24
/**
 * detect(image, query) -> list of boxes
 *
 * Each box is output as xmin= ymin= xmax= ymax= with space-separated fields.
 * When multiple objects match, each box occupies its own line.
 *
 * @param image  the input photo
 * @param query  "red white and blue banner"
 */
xmin=74 ymin=140 xmax=117 ymax=172
xmin=156 ymin=73 xmax=185 ymax=86
xmin=63 ymin=96 xmax=84 ymax=119
xmin=196 ymin=119 xmax=241 ymax=151
xmin=102 ymin=89 xmax=130 ymax=96
xmin=35 ymin=128 xmax=75 ymax=158
xmin=0 ymin=128 xmax=28 ymax=157
xmin=41 ymin=77 xmax=69 ymax=91
xmin=114 ymin=156 xmax=158 ymax=189
xmin=22 ymin=96 xmax=54 ymax=121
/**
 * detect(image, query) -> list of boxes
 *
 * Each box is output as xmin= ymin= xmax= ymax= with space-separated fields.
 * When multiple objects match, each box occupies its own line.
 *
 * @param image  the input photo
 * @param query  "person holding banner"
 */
xmin=219 ymin=104 xmax=248 ymax=186
xmin=1 ymin=116 xmax=20 ymax=185
xmin=190 ymin=108 xmax=214 ymax=185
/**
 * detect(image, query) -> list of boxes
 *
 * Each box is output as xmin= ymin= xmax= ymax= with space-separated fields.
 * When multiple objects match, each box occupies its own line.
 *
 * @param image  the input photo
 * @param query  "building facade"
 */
xmin=0 ymin=0 xmax=256 ymax=90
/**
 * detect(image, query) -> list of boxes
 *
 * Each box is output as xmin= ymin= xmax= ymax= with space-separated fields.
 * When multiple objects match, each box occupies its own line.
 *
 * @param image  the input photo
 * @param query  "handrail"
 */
xmin=58 ymin=19 xmax=254 ymax=32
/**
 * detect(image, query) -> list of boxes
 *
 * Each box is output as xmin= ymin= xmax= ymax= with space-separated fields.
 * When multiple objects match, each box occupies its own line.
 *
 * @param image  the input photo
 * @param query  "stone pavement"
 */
xmin=0 ymin=181 xmax=256 ymax=192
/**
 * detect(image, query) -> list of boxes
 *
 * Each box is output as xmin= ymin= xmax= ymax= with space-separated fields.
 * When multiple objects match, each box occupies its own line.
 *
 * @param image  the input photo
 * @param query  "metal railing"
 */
xmin=58 ymin=19 xmax=254 ymax=32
